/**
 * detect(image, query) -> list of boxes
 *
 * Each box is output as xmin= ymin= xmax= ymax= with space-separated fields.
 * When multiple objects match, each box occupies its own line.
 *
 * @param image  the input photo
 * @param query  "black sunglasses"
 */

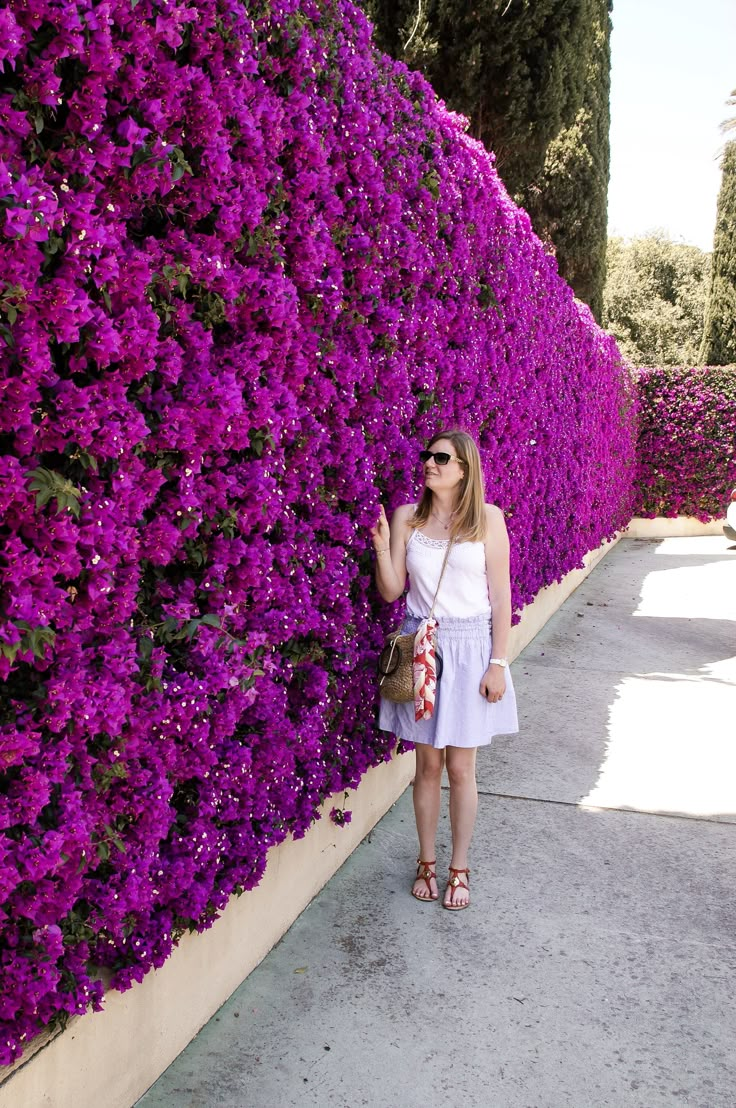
xmin=419 ymin=450 xmax=463 ymax=466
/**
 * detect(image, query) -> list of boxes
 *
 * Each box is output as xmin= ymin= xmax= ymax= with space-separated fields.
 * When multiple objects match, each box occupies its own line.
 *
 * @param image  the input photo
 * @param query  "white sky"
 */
xmin=608 ymin=0 xmax=735 ymax=251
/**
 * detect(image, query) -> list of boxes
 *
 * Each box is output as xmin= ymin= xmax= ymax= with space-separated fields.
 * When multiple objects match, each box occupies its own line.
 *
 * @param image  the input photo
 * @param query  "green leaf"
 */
xmin=27 ymin=627 xmax=56 ymax=658
xmin=0 ymin=642 xmax=19 ymax=663
xmin=76 ymin=449 xmax=98 ymax=473
xmin=478 ymin=283 xmax=500 ymax=312
xmin=26 ymin=467 xmax=82 ymax=517
xmin=248 ymin=426 xmax=275 ymax=457
xmin=130 ymin=144 xmax=154 ymax=171
xmin=184 ymin=619 xmax=200 ymax=640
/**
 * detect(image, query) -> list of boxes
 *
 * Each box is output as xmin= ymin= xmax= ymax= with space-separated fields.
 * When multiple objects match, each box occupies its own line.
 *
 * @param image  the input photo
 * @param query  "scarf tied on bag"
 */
xmin=413 ymin=617 xmax=439 ymax=721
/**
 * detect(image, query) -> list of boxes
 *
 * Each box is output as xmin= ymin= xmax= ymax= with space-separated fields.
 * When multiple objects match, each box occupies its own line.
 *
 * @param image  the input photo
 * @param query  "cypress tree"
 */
xmin=700 ymin=141 xmax=736 ymax=365
xmin=365 ymin=0 xmax=612 ymax=320
xmin=525 ymin=2 xmax=611 ymax=319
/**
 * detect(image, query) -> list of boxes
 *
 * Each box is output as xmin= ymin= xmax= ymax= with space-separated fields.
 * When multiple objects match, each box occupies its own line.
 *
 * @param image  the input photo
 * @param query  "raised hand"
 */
xmin=370 ymin=504 xmax=391 ymax=551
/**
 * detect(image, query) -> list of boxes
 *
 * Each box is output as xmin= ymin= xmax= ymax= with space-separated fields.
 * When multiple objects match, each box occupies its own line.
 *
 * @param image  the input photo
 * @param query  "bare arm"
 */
xmin=479 ymin=504 xmax=512 ymax=702
xmin=484 ymin=504 xmax=512 ymax=658
xmin=369 ymin=504 xmax=413 ymax=603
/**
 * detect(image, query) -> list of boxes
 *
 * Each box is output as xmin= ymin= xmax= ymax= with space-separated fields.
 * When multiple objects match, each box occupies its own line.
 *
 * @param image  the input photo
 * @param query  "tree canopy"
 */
xmin=365 ymin=0 xmax=612 ymax=319
xmin=603 ymin=234 xmax=711 ymax=366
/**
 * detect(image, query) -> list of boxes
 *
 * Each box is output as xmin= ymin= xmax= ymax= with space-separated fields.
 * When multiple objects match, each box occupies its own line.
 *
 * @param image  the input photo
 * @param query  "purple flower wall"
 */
xmin=634 ymin=367 xmax=736 ymax=520
xmin=0 ymin=0 xmax=635 ymax=1060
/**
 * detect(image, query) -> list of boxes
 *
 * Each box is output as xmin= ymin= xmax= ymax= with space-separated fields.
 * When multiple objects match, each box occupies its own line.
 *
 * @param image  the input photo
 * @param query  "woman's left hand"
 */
xmin=480 ymin=665 xmax=506 ymax=703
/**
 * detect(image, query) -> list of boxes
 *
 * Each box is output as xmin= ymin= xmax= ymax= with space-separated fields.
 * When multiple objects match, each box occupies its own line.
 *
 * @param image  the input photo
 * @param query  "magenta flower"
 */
xmin=0 ymin=0 xmax=638 ymax=1064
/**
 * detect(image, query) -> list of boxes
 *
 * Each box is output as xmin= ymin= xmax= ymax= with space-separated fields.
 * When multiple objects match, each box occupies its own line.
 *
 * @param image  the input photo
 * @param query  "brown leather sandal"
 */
xmin=443 ymin=866 xmax=470 ymax=911
xmin=411 ymin=858 xmax=438 ymax=902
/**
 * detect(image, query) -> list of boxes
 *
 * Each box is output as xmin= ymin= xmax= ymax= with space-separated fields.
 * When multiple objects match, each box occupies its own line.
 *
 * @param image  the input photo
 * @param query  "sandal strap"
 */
xmin=415 ymin=858 xmax=437 ymax=892
xmin=446 ymin=866 xmax=470 ymax=891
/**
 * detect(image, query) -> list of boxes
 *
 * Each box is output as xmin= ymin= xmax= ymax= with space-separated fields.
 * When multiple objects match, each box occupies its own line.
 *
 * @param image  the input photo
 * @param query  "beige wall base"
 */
xmin=625 ymin=516 xmax=726 ymax=538
xmin=0 ymin=529 xmax=628 ymax=1107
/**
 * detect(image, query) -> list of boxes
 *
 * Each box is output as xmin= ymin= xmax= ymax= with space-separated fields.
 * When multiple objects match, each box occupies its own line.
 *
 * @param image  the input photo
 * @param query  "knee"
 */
xmin=446 ymin=759 xmax=476 ymax=789
xmin=415 ymin=754 xmax=444 ymax=785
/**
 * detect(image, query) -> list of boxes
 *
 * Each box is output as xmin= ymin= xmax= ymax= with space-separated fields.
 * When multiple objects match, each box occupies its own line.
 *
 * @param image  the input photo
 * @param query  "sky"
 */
xmin=607 ymin=0 xmax=736 ymax=252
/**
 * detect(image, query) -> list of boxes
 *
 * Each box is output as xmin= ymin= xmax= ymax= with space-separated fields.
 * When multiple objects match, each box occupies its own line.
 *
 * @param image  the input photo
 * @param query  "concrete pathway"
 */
xmin=137 ymin=537 xmax=736 ymax=1108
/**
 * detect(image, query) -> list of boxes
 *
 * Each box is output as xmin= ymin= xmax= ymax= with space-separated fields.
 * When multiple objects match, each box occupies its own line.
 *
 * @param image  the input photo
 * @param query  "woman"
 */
xmin=371 ymin=430 xmax=518 ymax=911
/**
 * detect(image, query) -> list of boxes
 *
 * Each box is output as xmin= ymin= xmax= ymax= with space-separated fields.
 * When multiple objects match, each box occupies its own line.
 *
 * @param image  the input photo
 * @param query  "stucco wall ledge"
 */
xmin=625 ymin=516 xmax=726 ymax=538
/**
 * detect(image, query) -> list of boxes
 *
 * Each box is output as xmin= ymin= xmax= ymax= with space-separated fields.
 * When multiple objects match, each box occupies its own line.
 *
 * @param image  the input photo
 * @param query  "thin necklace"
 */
xmin=431 ymin=508 xmax=456 ymax=531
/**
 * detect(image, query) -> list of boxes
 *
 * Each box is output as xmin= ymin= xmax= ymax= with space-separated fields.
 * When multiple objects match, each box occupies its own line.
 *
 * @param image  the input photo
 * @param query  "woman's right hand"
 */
xmin=371 ymin=504 xmax=408 ymax=602
xmin=370 ymin=504 xmax=391 ymax=552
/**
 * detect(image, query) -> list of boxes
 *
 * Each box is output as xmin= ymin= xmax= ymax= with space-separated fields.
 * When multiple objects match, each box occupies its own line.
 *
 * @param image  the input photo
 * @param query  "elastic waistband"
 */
xmin=404 ymin=611 xmax=492 ymax=639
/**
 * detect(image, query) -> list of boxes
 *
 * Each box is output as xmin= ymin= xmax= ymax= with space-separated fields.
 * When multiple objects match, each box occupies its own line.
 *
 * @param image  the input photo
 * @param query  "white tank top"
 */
xmin=405 ymin=530 xmax=491 ymax=619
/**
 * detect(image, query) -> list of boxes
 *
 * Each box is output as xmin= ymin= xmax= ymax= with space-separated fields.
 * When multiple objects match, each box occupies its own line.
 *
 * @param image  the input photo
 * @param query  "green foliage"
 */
xmin=700 ymin=141 xmax=736 ymax=365
xmin=0 ymin=622 xmax=56 ymax=665
xmin=603 ymin=234 xmax=711 ymax=366
xmin=153 ymin=613 xmax=221 ymax=644
xmin=364 ymin=0 xmax=612 ymax=318
xmin=26 ymin=467 xmax=82 ymax=517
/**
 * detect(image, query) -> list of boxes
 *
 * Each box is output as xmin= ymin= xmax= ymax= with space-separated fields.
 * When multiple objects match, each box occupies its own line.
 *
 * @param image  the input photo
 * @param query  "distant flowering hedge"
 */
xmin=0 ymin=0 xmax=635 ymax=1061
xmin=635 ymin=367 xmax=736 ymax=519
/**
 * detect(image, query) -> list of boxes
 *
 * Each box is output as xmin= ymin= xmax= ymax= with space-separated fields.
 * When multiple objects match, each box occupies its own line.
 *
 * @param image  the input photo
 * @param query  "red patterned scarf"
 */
xmin=413 ymin=617 xmax=439 ymax=722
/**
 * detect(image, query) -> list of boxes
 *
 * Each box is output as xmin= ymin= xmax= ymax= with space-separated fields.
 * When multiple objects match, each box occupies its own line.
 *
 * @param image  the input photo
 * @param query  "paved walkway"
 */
xmin=138 ymin=537 xmax=736 ymax=1108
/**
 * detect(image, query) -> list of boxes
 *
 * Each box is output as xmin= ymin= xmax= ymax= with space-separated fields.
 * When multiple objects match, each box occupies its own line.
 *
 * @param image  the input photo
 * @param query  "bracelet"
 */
xmin=489 ymin=657 xmax=507 ymax=668
xmin=373 ymin=546 xmax=390 ymax=554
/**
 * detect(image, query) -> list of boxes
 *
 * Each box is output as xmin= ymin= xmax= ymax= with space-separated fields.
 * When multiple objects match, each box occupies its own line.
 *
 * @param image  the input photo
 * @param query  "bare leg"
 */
xmin=444 ymin=746 xmax=478 ymax=908
xmin=411 ymin=744 xmax=445 ymax=899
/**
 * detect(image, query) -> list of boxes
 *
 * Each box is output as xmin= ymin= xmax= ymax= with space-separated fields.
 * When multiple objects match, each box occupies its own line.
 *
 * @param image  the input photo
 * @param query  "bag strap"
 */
xmin=427 ymin=536 xmax=454 ymax=621
xmin=387 ymin=533 xmax=455 ymax=639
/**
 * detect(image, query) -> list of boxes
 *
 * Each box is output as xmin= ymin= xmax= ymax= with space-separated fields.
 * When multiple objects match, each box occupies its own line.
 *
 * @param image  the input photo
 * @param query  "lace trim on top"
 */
xmin=410 ymin=530 xmax=449 ymax=549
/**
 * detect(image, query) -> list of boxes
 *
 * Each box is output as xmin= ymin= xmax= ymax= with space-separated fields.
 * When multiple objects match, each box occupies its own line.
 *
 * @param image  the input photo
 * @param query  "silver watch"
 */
xmin=489 ymin=658 xmax=507 ymax=668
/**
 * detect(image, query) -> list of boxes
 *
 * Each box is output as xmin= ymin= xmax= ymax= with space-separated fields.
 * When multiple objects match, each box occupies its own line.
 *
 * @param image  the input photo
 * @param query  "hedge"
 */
xmin=0 ymin=0 xmax=635 ymax=1061
xmin=635 ymin=367 xmax=736 ymax=520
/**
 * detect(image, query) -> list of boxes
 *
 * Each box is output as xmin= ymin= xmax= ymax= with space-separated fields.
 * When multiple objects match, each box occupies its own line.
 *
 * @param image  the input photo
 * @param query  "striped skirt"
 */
xmin=378 ymin=612 xmax=518 ymax=749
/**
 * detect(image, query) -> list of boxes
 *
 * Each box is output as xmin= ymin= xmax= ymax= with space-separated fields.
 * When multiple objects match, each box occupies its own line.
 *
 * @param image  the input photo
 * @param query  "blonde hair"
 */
xmin=411 ymin=429 xmax=487 ymax=542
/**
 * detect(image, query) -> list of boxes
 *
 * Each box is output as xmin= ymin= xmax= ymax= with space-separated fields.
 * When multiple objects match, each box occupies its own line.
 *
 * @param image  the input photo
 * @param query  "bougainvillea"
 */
xmin=0 ymin=0 xmax=635 ymax=1061
xmin=634 ymin=367 xmax=736 ymax=520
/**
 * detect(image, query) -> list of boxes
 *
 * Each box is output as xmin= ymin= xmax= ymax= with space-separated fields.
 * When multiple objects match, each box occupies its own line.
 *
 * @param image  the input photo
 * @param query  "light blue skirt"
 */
xmin=378 ymin=612 xmax=518 ymax=750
